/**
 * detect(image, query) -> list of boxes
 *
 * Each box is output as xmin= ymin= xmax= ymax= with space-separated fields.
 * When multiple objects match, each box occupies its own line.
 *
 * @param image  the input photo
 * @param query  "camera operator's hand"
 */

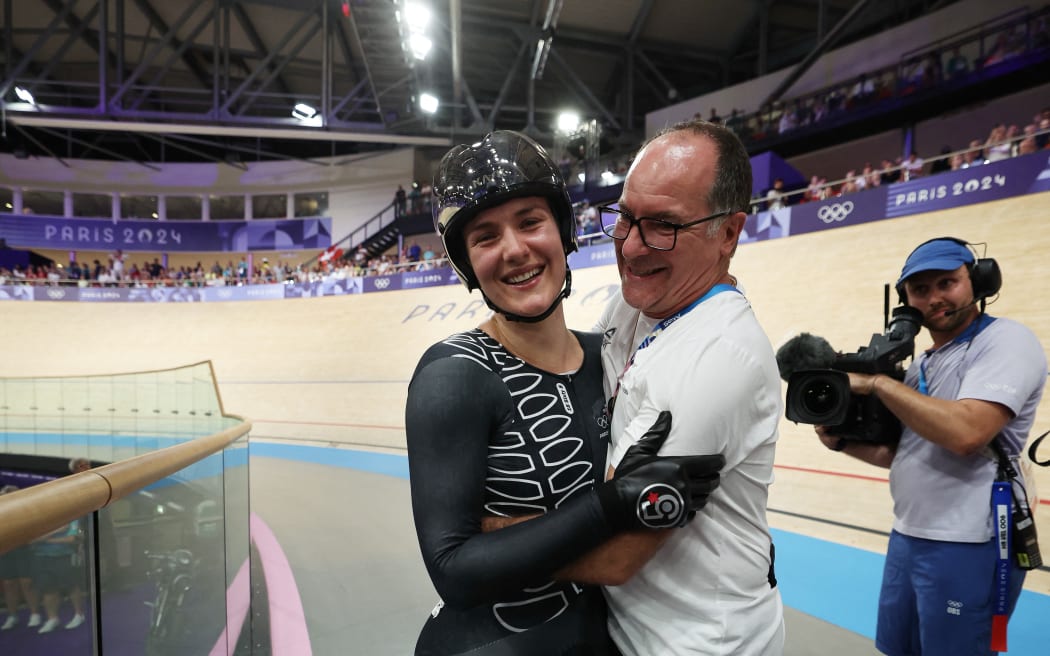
xmin=847 ymin=372 xmax=880 ymax=396
xmin=815 ymin=425 xmax=847 ymax=451
xmin=597 ymin=411 xmax=725 ymax=531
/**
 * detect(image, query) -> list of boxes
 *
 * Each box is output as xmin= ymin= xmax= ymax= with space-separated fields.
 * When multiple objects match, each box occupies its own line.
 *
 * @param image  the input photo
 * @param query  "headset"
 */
xmin=895 ymin=236 xmax=1001 ymax=306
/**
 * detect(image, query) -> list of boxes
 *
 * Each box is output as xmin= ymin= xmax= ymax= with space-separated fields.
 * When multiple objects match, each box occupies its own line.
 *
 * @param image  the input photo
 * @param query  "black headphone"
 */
xmin=895 ymin=236 xmax=1001 ymax=305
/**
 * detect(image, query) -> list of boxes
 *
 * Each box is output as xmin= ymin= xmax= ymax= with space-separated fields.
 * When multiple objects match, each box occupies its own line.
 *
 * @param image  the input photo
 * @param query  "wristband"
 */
xmin=830 ymin=437 xmax=849 ymax=452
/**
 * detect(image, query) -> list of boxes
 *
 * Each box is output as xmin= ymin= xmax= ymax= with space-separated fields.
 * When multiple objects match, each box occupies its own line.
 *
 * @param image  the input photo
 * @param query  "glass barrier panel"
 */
xmin=209 ymin=195 xmax=245 ymax=221
xmin=1 ymin=362 xmax=251 ymax=655
xmin=294 ymin=191 xmax=328 ymax=217
xmin=166 ymin=196 xmax=202 ymax=221
xmin=0 ymin=510 xmax=95 ymax=655
xmin=111 ymin=377 xmax=139 ymax=447
xmin=131 ymin=372 xmax=161 ymax=458
xmin=96 ymin=445 xmax=244 ymax=655
xmin=73 ymin=193 xmax=112 ymax=218
xmin=31 ymin=379 xmax=63 ymax=438
xmin=119 ymin=195 xmax=159 ymax=221
xmin=219 ymin=435 xmax=251 ymax=656
xmin=252 ymin=194 xmax=287 ymax=219
xmin=21 ymin=190 xmax=64 ymax=217
xmin=85 ymin=378 xmax=116 ymax=452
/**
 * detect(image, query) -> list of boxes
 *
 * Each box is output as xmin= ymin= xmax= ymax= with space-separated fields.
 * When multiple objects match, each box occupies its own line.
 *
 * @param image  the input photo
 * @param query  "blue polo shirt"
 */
xmin=890 ymin=316 xmax=1046 ymax=542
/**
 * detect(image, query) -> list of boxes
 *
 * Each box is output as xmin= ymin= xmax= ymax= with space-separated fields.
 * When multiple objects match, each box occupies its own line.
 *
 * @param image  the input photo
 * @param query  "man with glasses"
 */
xmin=594 ymin=119 xmax=785 ymax=655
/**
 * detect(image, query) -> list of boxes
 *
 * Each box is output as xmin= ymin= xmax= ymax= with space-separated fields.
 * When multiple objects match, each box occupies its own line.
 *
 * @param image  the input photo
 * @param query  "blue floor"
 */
xmin=772 ymin=529 xmax=1050 ymax=652
xmin=252 ymin=441 xmax=1050 ymax=654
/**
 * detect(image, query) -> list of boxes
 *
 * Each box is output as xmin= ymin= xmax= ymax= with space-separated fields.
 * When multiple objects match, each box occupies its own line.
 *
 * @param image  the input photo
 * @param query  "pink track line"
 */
xmin=208 ymin=555 xmax=251 ymax=656
xmin=249 ymin=511 xmax=313 ymax=655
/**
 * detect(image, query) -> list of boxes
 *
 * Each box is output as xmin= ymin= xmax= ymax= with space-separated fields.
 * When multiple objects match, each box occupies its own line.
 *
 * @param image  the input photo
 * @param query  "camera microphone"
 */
xmin=775 ymin=333 xmax=837 ymax=382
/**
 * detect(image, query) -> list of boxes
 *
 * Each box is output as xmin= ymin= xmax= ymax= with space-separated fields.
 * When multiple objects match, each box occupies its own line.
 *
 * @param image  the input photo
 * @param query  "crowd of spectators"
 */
xmin=4 ymin=12 xmax=1048 ymax=291
xmin=0 ymin=244 xmax=451 ymax=289
xmin=758 ymin=105 xmax=1050 ymax=209
xmin=0 ymin=179 xmax=455 ymax=288
xmin=5 ymin=99 xmax=1046 ymax=289
xmin=695 ymin=13 xmax=1048 ymax=147
xmin=566 ymin=103 xmax=1050 ymax=235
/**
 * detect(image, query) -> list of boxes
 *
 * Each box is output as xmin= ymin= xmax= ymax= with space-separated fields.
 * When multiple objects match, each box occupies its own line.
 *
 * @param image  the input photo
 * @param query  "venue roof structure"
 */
xmin=0 ymin=0 xmax=960 ymax=163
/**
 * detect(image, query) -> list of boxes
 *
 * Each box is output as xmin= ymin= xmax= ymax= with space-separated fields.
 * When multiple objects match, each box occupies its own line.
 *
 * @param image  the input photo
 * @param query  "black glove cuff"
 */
xmin=595 ymin=482 xmax=629 ymax=532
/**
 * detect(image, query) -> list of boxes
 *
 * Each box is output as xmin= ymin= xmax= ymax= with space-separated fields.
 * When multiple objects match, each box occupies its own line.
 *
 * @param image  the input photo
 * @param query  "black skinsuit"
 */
xmin=406 ymin=329 xmax=619 ymax=655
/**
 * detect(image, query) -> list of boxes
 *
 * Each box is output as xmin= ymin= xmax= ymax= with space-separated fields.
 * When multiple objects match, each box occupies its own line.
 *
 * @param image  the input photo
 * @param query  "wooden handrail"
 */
xmin=0 ymin=419 xmax=252 ymax=555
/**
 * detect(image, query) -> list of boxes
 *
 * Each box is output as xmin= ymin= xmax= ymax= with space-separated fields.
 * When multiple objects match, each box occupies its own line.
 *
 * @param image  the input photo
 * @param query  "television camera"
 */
xmin=777 ymin=305 xmax=923 ymax=445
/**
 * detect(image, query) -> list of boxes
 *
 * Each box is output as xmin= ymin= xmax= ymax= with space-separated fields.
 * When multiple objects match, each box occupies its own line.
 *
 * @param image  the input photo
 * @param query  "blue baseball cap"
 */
xmin=897 ymin=238 xmax=974 ymax=286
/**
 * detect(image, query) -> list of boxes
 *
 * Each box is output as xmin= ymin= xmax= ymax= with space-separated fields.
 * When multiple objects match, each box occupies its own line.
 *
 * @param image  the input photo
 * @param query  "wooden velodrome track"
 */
xmin=3 ymin=191 xmax=1050 ymax=608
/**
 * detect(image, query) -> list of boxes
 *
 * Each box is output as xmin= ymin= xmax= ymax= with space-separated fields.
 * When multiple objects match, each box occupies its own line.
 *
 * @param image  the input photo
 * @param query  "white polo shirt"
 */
xmin=596 ymin=288 xmax=785 ymax=656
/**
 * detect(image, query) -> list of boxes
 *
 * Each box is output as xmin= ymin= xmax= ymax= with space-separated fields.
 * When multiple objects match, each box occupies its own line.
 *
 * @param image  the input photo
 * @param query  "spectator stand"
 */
xmin=727 ymin=5 xmax=1050 ymax=158
xmin=4 ymin=116 xmax=1047 ymax=297
xmin=744 ymin=119 xmax=1050 ymax=215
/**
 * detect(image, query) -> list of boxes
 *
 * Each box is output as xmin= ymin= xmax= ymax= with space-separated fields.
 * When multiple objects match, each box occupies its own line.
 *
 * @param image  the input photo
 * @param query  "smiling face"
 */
xmin=615 ymin=132 xmax=743 ymax=318
xmin=463 ymin=196 xmax=567 ymax=319
xmin=903 ymin=265 xmax=979 ymax=344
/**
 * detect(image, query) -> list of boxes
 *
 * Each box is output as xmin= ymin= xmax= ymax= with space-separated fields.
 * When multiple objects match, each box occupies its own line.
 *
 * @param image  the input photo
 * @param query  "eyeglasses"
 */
xmin=598 ymin=206 xmax=733 ymax=251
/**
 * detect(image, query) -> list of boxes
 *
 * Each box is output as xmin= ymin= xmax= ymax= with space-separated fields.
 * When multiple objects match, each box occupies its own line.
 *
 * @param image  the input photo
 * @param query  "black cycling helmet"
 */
xmin=433 ymin=130 xmax=577 ymax=292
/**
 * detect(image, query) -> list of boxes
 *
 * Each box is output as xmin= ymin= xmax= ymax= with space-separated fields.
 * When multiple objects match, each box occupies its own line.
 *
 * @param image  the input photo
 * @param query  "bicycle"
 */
xmin=143 ymin=548 xmax=196 ymax=656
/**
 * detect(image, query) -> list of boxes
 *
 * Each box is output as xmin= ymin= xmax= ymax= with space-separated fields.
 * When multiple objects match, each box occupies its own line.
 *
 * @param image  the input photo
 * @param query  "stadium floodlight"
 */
xmin=14 ymin=87 xmax=35 ymax=105
xmin=292 ymin=103 xmax=318 ymax=120
xmin=408 ymin=33 xmax=432 ymax=60
xmin=419 ymin=93 xmax=439 ymax=114
xmin=404 ymin=2 xmax=431 ymax=32
xmin=292 ymin=103 xmax=317 ymax=120
xmin=556 ymin=111 xmax=580 ymax=134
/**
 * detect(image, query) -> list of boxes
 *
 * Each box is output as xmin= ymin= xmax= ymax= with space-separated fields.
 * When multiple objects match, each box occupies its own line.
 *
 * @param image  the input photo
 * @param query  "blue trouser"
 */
xmin=875 ymin=530 xmax=1026 ymax=656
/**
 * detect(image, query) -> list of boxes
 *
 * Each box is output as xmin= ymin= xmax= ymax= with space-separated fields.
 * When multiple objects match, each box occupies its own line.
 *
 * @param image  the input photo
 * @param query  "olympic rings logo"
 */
xmin=46 ymin=288 xmax=67 ymax=299
xmin=373 ymin=277 xmax=391 ymax=289
xmin=817 ymin=201 xmax=855 ymax=223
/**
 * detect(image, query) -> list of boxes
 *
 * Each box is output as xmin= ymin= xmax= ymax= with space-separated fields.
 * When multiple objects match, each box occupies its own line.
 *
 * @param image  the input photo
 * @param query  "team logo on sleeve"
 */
xmin=636 ymin=483 xmax=686 ymax=528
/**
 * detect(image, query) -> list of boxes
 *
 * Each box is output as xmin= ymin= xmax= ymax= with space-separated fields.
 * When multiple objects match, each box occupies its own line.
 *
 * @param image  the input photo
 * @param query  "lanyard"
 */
xmin=917 ymin=314 xmax=995 ymax=395
xmin=990 ymin=480 xmax=1013 ymax=652
xmin=635 ymin=284 xmax=739 ymax=353
xmin=608 ymin=284 xmax=740 ymax=414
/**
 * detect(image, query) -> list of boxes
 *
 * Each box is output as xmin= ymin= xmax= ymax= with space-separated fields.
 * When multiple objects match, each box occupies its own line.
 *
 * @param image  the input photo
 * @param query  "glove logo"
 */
xmin=636 ymin=483 xmax=685 ymax=528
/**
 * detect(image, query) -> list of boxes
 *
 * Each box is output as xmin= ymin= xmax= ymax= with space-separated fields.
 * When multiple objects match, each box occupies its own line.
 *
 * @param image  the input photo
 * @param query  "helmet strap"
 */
xmin=481 ymin=267 xmax=572 ymax=324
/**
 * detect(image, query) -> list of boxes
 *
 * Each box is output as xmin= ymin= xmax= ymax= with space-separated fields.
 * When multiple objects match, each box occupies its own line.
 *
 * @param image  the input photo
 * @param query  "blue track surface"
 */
xmin=7 ymin=436 xmax=1045 ymax=652
xmin=252 ymin=441 xmax=1050 ymax=653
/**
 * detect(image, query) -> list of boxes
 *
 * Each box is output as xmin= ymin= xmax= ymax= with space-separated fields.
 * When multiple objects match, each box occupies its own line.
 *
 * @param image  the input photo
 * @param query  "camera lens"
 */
xmin=785 ymin=369 xmax=850 ymax=426
xmin=801 ymin=380 xmax=840 ymax=417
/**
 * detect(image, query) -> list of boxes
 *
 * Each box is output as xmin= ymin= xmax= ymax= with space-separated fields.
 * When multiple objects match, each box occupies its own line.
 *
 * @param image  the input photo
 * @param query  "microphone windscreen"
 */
xmin=775 ymin=333 xmax=837 ymax=382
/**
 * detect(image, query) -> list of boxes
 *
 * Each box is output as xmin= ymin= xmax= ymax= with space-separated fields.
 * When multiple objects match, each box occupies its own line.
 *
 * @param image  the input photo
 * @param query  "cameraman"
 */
xmin=816 ymin=237 xmax=1046 ymax=655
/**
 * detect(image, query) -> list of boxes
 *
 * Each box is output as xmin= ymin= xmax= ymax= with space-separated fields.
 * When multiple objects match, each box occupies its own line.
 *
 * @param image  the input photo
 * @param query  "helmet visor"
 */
xmin=432 ymin=131 xmax=564 ymax=235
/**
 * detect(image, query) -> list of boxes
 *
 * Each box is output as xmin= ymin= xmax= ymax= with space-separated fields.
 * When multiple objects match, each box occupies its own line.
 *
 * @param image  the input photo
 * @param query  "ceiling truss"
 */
xmin=0 ymin=0 xmax=960 ymax=163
